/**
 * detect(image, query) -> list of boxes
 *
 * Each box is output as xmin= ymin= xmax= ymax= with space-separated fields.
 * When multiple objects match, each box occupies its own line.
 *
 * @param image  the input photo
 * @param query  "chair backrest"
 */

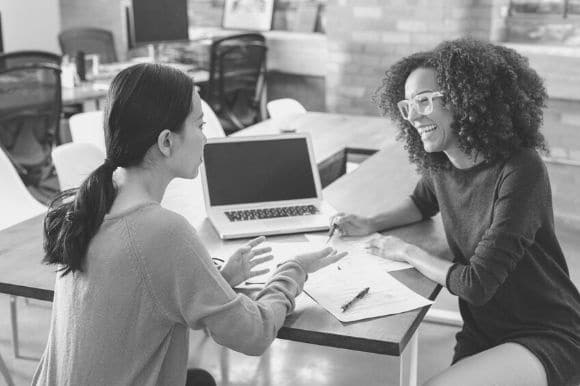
xmin=0 ymin=63 xmax=62 ymax=187
xmin=52 ymin=142 xmax=105 ymax=190
xmin=200 ymin=98 xmax=226 ymax=138
xmin=0 ymin=51 xmax=61 ymax=71
xmin=206 ymin=33 xmax=267 ymax=134
xmin=68 ymin=110 xmax=106 ymax=152
xmin=58 ymin=28 xmax=118 ymax=64
xmin=266 ymin=98 xmax=307 ymax=119
xmin=0 ymin=148 xmax=46 ymax=230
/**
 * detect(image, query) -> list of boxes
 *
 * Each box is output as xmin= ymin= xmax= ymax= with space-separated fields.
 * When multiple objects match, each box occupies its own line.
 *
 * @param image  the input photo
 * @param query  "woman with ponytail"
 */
xmin=33 ymin=63 xmax=345 ymax=386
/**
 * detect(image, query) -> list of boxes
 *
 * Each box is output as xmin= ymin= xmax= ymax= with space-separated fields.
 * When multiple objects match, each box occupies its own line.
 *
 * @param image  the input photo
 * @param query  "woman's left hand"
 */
xmin=220 ymin=236 xmax=274 ymax=287
xmin=366 ymin=235 xmax=413 ymax=263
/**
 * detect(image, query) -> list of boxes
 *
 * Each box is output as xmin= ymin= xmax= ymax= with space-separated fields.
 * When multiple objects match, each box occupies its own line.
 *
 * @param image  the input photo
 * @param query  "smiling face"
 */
xmin=404 ymin=67 xmax=458 ymax=155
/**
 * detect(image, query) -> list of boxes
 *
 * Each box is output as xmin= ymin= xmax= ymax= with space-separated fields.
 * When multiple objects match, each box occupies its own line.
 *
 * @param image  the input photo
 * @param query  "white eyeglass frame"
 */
xmin=397 ymin=91 xmax=444 ymax=121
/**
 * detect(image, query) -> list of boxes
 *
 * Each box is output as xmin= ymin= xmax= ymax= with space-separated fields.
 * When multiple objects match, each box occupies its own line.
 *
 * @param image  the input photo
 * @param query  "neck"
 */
xmin=444 ymin=148 xmax=484 ymax=169
xmin=114 ymin=164 xmax=172 ymax=206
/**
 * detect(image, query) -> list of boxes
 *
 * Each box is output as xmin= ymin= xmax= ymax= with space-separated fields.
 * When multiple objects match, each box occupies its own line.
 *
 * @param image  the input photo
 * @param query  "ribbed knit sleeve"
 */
xmin=446 ymin=155 xmax=549 ymax=306
xmin=126 ymin=207 xmax=307 ymax=356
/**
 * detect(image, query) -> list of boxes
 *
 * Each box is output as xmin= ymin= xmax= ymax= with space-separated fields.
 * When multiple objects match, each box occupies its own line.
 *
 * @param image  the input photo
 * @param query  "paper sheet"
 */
xmin=304 ymin=233 xmax=412 ymax=272
xmin=304 ymin=260 xmax=433 ymax=323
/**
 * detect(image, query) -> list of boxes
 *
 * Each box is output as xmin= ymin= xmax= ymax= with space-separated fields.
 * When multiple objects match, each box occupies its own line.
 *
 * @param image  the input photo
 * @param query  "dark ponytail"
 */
xmin=43 ymin=64 xmax=194 ymax=275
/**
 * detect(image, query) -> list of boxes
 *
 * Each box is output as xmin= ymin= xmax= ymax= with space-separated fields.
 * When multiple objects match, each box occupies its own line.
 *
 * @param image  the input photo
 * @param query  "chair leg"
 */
xmin=0 ymin=350 xmax=15 ymax=386
xmin=9 ymin=296 xmax=20 ymax=358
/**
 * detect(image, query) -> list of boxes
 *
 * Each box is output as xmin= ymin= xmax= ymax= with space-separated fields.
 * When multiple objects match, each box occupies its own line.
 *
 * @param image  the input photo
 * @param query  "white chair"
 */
xmin=0 ymin=351 xmax=14 ymax=386
xmin=266 ymin=98 xmax=307 ymax=120
xmin=52 ymin=143 xmax=106 ymax=190
xmin=69 ymin=110 xmax=106 ymax=152
xmin=200 ymin=98 xmax=226 ymax=138
xmin=0 ymin=149 xmax=47 ymax=230
xmin=0 ymin=148 xmax=47 ymax=364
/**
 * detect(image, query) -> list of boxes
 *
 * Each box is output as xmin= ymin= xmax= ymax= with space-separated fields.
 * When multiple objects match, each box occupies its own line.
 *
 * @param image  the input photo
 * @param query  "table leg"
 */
xmin=9 ymin=296 xmax=19 ymax=358
xmin=399 ymin=331 xmax=418 ymax=386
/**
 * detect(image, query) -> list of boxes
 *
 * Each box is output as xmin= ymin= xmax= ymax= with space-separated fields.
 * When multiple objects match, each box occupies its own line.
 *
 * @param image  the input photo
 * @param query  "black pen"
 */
xmin=326 ymin=223 xmax=338 ymax=244
xmin=341 ymin=287 xmax=370 ymax=312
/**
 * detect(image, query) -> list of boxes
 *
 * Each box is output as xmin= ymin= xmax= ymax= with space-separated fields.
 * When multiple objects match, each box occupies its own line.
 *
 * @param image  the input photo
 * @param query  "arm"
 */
xmin=333 ymin=197 xmax=424 ymax=236
xmin=369 ymin=196 xmax=424 ymax=231
xmin=334 ymin=175 xmax=439 ymax=236
xmin=368 ymin=235 xmax=453 ymax=285
xmin=134 ymin=213 xmax=306 ymax=356
xmin=445 ymin=161 xmax=548 ymax=305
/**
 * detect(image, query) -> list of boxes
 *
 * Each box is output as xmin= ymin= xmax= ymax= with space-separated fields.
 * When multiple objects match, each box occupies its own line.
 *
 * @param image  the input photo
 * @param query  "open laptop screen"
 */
xmin=203 ymin=137 xmax=318 ymax=206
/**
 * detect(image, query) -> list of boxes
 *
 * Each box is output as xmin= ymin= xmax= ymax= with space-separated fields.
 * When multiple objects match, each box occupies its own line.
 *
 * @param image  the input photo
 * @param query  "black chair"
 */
xmin=58 ymin=27 xmax=118 ymax=63
xmin=0 ymin=63 xmax=62 ymax=203
xmin=0 ymin=50 xmax=61 ymax=70
xmin=205 ymin=33 xmax=267 ymax=134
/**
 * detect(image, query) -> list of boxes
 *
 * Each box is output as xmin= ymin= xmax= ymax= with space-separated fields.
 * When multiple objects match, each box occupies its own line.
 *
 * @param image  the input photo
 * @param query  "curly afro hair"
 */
xmin=374 ymin=38 xmax=549 ymax=172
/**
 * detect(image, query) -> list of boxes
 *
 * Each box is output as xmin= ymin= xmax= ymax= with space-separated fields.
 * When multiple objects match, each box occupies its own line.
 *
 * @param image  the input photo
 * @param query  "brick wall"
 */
xmin=324 ymin=0 xmax=495 ymax=115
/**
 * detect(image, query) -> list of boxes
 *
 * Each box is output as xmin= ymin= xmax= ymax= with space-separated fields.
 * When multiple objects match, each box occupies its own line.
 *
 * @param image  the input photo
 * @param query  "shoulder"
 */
xmin=500 ymin=148 xmax=547 ymax=179
xmin=121 ymin=203 xmax=205 ymax=260
xmin=122 ymin=203 xmax=210 ymax=274
xmin=126 ymin=203 xmax=196 ymax=238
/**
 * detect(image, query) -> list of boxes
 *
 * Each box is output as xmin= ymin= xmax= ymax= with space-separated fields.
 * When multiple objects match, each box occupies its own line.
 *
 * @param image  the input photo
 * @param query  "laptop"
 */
xmin=200 ymin=133 xmax=336 ymax=240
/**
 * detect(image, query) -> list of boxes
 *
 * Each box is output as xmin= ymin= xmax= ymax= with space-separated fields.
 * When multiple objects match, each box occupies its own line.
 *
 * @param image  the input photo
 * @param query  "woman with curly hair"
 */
xmin=332 ymin=38 xmax=580 ymax=386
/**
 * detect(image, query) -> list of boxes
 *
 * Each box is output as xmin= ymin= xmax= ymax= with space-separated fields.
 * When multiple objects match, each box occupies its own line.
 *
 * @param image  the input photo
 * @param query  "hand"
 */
xmin=366 ymin=235 xmax=413 ymax=263
xmin=330 ymin=213 xmax=375 ymax=237
xmin=293 ymin=247 xmax=348 ymax=274
xmin=220 ymin=236 xmax=274 ymax=287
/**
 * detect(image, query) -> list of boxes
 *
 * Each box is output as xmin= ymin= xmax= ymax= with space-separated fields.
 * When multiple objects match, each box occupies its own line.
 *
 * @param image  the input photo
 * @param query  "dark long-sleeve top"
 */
xmin=410 ymin=148 xmax=580 ymax=349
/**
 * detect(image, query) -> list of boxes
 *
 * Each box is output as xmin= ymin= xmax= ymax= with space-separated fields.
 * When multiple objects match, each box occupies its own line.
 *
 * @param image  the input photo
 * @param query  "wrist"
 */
xmin=220 ymin=266 xmax=233 ymax=285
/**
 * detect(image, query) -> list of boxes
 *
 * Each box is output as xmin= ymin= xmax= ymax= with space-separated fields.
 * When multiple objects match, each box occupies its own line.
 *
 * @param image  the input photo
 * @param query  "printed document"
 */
xmin=304 ymin=261 xmax=433 ymax=323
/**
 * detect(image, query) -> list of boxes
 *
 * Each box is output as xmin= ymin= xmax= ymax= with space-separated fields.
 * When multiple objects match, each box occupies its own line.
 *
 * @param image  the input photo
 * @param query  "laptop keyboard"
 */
xmin=225 ymin=205 xmax=319 ymax=222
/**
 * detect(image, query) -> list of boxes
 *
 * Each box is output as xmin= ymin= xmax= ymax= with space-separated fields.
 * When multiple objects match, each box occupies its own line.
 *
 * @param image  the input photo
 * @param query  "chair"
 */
xmin=52 ymin=143 xmax=105 ymax=190
xmin=0 ymin=148 xmax=47 ymax=361
xmin=0 ymin=63 xmax=62 ymax=203
xmin=0 ymin=350 xmax=14 ymax=386
xmin=266 ymin=98 xmax=306 ymax=120
xmin=205 ymin=33 xmax=267 ymax=134
xmin=0 ymin=50 xmax=61 ymax=71
xmin=58 ymin=28 xmax=118 ymax=64
xmin=200 ymin=99 xmax=226 ymax=138
xmin=68 ymin=110 xmax=106 ymax=152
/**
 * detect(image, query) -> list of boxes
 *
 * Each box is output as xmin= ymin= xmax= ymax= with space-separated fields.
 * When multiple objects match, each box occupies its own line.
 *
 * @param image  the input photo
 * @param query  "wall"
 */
xmin=324 ymin=0 xmax=494 ymax=115
xmin=0 ymin=0 xmax=61 ymax=53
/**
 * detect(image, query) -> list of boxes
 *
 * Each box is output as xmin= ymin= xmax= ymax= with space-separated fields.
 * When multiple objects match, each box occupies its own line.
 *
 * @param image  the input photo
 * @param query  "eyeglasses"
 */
xmin=397 ymin=91 xmax=444 ymax=121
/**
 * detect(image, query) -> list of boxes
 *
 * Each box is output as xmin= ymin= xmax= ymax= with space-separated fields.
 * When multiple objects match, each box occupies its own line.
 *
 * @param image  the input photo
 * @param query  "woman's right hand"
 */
xmin=293 ymin=247 xmax=347 ymax=274
xmin=330 ymin=213 xmax=375 ymax=237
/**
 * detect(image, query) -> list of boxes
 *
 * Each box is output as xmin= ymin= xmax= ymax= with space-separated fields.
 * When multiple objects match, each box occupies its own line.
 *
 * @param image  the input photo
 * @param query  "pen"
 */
xmin=341 ymin=287 xmax=370 ymax=312
xmin=326 ymin=223 xmax=338 ymax=244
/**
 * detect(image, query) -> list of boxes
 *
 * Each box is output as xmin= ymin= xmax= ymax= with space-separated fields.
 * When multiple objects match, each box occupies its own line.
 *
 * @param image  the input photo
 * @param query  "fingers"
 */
xmin=306 ymin=246 xmax=335 ymax=259
xmin=248 ymin=268 xmax=270 ymax=278
xmin=251 ymin=246 xmax=272 ymax=256
xmin=250 ymin=254 xmax=274 ymax=267
xmin=325 ymin=250 xmax=347 ymax=264
xmin=246 ymin=236 xmax=266 ymax=248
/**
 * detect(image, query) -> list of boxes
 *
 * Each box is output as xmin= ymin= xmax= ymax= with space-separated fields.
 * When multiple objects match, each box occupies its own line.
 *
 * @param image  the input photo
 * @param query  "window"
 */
xmin=507 ymin=0 xmax=580 ymax=45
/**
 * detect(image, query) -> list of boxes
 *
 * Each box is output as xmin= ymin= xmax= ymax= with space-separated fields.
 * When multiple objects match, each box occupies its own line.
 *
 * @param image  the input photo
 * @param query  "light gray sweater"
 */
xmin=32 ymin=202 xmax=306 ymax=386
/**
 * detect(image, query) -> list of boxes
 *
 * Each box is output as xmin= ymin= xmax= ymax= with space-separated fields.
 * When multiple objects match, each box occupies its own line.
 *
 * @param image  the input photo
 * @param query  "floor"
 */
xmin=1 ymin=211 xmax=579 ymax=386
